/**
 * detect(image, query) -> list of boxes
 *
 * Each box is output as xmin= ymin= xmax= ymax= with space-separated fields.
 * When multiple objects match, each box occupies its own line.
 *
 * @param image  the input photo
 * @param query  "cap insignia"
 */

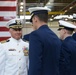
xmin=15 ymin=20 xmax=21 ymax=25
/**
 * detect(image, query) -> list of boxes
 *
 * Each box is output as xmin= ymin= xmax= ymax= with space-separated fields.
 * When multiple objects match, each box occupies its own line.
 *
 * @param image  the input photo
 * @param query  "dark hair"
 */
xmin=36 ymin=13 xmax=48 ymax=23
xmin=67 ymin=30 xmax=73 ymax=34
xmin=64 ymin=27 xmax=74 ymax=34
xmin=72 ymin=20 xmax=76 ymax=22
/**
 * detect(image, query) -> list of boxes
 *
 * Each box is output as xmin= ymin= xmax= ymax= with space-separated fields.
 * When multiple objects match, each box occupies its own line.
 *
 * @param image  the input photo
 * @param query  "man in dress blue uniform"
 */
xmin=1 ymin=18 xmax=29 ymax=75
xmin=72 ymin=14 xmax=76 ymax=41
xmin=28 ymin=7 xmax=61 ymax=75
xmin=58 ymin=20 xmax=76 ymax=75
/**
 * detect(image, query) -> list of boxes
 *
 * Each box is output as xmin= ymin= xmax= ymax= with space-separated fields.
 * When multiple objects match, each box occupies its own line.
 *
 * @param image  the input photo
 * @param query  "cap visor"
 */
xmin=57 ymin=28 xmax=62 ymax=31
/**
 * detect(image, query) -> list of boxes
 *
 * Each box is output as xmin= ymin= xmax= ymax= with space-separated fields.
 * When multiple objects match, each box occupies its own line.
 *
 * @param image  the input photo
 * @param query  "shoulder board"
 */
xmin=23 ymin=39 xmax=29 ymax=43
xmin=1 ymin=39 xmax=10 ymax=44
xmin=6 ymin=39 xmax=10 ymax=42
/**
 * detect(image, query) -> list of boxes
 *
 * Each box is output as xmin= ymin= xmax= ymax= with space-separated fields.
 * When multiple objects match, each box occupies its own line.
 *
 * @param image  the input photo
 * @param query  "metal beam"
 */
xmin=20 ymin=11 xmax=65 ymax=15
xmin=46 ymin=3 xmax=69 ymax=6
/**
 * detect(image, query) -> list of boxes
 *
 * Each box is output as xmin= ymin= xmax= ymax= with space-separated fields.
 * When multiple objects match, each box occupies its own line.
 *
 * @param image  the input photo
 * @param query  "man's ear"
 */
xmin=63 ymin=29 xmax=67 ymax=34
xmin=33 ymin=16 xmax=38 ymax=22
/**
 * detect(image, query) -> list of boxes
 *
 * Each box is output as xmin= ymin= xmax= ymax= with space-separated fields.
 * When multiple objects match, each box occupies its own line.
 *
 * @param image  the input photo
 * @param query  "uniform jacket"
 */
xmin=28 ymin=25 xmax=61 ymax=75
xmin=1 ymin=37 xmax=29 ymax=75
xmin=59 ymin=36 xmax=76 ymax=75
xmin=72 ymin=32 xmax=76 ymax=41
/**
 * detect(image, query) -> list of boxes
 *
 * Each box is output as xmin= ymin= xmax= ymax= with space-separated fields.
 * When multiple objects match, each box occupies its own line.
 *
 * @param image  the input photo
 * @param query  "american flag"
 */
xmin=0 ymin=0 xmax=17 ymax=41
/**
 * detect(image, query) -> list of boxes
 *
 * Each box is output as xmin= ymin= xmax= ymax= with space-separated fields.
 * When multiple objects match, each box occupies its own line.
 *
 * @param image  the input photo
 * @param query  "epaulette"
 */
xmin=23 ymin=39 xmax=29 ymax=43
xmin=1 ymin=39 xmax=10 ymax=44
xmin=6 ymin=39 xmax=10 ymax=42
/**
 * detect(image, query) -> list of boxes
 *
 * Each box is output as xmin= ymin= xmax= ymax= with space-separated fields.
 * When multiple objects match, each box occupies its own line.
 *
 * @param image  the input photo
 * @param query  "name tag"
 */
xmin=9 ymin=49 xmax=16 ymax=51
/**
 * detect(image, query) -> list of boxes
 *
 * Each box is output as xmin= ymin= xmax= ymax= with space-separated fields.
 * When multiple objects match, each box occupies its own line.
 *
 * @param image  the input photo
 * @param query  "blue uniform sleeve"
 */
xmin=23 ymin=34 xmax=30 ymax=41
xmin=59 ymin=43 xmax=71 ymax=75
xmin=28 ymin=32 xmax=43 ymax=75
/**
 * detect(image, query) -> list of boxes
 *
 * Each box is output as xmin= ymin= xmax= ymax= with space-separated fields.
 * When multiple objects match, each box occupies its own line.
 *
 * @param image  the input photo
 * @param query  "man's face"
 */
xmin=73 ymin=21 xmax=76 ymax=25
xmin=31 ymin=15 xmax=38 ymax=30
xmin=9 ymin=28 xmax=22 ymax=40
xmin=58 ymin=29 xmax=65 ymax=40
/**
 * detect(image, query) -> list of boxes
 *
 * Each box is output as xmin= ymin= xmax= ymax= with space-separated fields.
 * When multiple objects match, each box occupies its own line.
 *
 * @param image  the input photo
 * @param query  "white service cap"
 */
xmin=28 ymin=7 xmax=51 ymax=13
xmin=58 ymin=20 xmax=76 ymax=30
xmin=28 ymin=7 xmax=51 ymax=22
xmin=6 ymin=18 xmax=23 ymax=28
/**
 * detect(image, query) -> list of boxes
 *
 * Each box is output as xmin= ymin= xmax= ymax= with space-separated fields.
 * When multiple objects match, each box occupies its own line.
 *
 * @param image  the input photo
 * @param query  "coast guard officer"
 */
xmin=72 ymin=14 xmax=76 ymax=41
xmin=1 ymin=18 xmax=29 ymax=75
xmin=58 ymin=20 xmax=76 ymax=75
xmin=28 ymin=7 xmax=61 ymax=75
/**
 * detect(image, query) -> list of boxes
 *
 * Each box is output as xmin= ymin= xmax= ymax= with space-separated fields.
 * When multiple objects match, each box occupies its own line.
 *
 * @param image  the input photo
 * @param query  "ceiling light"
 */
xmin=52 ymin=15 xmax=54 ymax=17
xmin=49 ymin=18 xmax=53 ymax=21
xmin=20 ymin=2 xmax=24 ymax=5
xmin=20 ymin=9 xmax=23 ymax=12
xmin=69 ymin=6 xmax=73 ymax=9
xmin=65 ymin=18 xmax=68 ymax=21
xmin=65 ymin=10 xmax=67 ymax=12
xmin=20 ymin=6 xmax=23 ymax=9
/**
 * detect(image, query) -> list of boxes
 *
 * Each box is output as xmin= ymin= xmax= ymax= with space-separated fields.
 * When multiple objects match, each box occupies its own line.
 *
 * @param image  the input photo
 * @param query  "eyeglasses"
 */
xmin=12 ymin=28 xmax=22 ymax=31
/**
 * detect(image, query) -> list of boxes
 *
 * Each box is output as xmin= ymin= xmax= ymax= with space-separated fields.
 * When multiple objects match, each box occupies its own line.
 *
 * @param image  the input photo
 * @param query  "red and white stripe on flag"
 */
xmin=0 ymin=0 xmax=17 ymax=41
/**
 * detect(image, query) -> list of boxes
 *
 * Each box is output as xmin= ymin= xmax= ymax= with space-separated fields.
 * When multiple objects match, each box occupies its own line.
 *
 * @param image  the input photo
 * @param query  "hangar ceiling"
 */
xmin=18 ymin=0 xmax=76 ymax=21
